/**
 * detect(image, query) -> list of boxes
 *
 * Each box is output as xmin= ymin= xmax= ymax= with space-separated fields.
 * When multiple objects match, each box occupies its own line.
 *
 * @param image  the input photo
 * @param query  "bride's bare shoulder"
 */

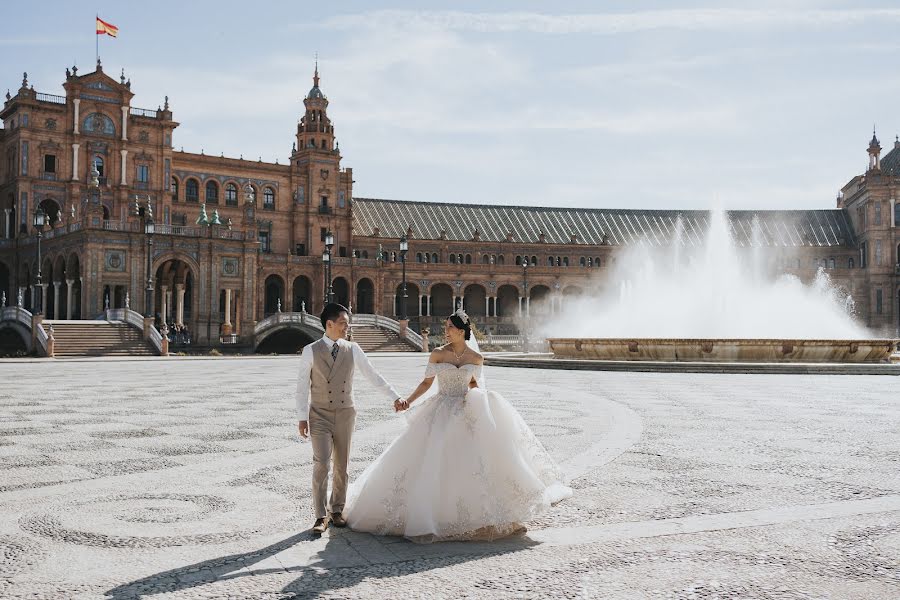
xmin=430 ymin=347 xmax=449 ymax=363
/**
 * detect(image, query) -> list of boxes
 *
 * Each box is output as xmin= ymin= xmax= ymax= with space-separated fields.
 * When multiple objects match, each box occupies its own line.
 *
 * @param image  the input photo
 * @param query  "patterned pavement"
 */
xmin=0 ymin=355 xmax=897 ymax=599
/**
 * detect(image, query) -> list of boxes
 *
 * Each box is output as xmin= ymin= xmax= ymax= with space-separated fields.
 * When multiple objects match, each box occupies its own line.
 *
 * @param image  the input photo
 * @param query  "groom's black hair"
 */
xmin=448 ymin=313 xmax=472 ymax=340
xmin=320 ymin=303 xmax=350 ymax=328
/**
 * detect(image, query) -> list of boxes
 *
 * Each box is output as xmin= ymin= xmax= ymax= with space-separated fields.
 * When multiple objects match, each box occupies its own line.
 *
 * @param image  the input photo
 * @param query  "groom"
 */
xmin=296 ymin=303 xmax=404 ymax=534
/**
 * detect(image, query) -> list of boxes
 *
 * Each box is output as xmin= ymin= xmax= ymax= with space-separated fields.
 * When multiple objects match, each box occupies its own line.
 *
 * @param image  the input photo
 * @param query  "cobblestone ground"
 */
xmin=0 ymin=355 xmax=897 ymax=599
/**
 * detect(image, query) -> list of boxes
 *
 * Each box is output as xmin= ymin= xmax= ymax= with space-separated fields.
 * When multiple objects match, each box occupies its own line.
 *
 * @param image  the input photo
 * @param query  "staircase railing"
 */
xmin=351 ymin=313 xmax=424 ymax=350
xmin=35 ymin=323 xmax=49 ymax=355
xmin=106 ymin=308 xmax=164 ymax=355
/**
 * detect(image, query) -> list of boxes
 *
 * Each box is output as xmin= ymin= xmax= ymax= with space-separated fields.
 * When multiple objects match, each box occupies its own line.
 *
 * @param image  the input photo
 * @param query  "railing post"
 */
xmin=160 ymin=324 xmax=169 ymax=357
xmin=143 ymin=316 xmax=152 ymax=340
xmin=420 ymin=329 xmax=429 ymax=352
xmin=31 ymin=313 xmax=43 ymax=355
xmin=46 ymin=324 xmax=55 ymax=358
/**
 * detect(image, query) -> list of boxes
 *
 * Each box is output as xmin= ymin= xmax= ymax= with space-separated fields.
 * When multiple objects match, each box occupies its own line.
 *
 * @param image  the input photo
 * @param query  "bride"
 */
xmin=345 ymin=308 xmax=572 ymax=542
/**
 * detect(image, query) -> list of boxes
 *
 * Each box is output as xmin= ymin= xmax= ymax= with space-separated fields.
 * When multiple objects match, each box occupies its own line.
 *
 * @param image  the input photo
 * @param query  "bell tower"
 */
xmin=289 ymin=62 xmax=353 ymax=276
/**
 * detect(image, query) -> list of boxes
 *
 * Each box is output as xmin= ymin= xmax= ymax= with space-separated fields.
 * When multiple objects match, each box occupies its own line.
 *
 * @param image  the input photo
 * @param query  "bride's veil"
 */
xmin=466 ymin=333 xmax=487 ymax=391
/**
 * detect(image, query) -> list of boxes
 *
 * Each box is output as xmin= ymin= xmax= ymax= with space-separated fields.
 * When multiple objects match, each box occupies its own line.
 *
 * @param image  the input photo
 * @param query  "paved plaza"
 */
xmin=0 ymin=355 xmax=897 ymax=599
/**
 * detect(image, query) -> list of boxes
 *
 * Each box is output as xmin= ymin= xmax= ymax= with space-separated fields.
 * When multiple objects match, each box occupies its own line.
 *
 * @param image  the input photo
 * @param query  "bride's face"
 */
xmin=444 ymin=319 xmax=462 ymax=342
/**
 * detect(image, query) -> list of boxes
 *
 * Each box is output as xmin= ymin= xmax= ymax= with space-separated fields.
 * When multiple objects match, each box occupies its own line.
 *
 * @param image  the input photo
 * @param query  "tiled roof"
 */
xmin=351 ymin=198 xmax=855 ymax=248
xmin=879 ymin=144 xmax=900 ymax=175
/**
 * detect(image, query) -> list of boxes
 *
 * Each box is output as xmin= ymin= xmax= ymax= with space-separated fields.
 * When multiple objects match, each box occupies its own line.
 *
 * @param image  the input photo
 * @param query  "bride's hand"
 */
xmin=393 ymin=398 xmax=410 ymax=412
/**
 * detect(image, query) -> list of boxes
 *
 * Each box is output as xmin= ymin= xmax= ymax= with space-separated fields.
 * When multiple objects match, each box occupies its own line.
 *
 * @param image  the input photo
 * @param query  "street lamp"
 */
xmin=323 ymin=230 xmax=334 ymax=304
xmin=33 ymin=207 xmax=46 ymax=315
xmin=134 ymin=196 xmax=155 ymax=318
xmin=399 ymin=235 xmax=409 ymax=320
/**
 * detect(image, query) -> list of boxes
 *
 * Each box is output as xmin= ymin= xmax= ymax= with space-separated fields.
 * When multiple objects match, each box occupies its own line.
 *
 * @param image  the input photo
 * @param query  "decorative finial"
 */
xmin=120 ymin=68 xmax=125 ymax=84
xmin=146 ymin=202 xmax=153 ymax=220
xmin=66 ymin=67 xmax=71 ymax=78
xmin=5 ymin=90 xmax=9 ymax=102
xmin=164 ymin=95 xmax=169 ymax=110
xmin=125 ymin=291 xmax=130 ymax=310
xmin=313 ymin=52 xmax=320 ymax=88
xmin=277 ymin=298 xmax=282 ymax=313
xmin=21 ymin=72 xmax=27 ymax=88
xmin=196 ymin=204 xmax=210 ymax=226
xmin=96 ymin=57 xmax=102 ymax=69
xmin=72 ymin=64 xmax=78 ymax=75
xmin=292 ymin=142 xmax=296 ymax=152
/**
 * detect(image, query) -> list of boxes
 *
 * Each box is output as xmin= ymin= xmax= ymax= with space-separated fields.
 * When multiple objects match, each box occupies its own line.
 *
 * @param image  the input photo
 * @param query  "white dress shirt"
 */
xmin=296 ymin=334 xmax=401 ymax=421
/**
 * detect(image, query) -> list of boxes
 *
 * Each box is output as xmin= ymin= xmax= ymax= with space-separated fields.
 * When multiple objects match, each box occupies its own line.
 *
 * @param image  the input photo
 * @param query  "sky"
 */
xmin=4 ymin=1 xmax=900 ymax=211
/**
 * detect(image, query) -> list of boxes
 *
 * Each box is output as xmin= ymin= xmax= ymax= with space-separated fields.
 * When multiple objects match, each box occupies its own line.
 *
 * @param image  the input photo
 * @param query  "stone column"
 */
xmin=71 ymin=144 xmax=80 ymax=181
xmin=234 ymin=292 xmax=242 ymax=335
xmin=52 ymin=283 xmax=61 ymax=320
xmin=223 ymin=289 xmax=233 ymax=334
xmin=175 ymin=284 xmax=185 ymax=327
xmin=120 ymin=150 xmax=128 ymax=186
xmin=66 ymin=279 xmax=74 ymax=320
xmin=422 ymin=294 xmax=429 ymax=316
xmin=73 ymin=99 xmax=81 ymax=134
xmin=3 ymin=208 xmax=10 ymax=239
xmin=485 ymin=296 xmax=490 ymax=317
xmin=518 ymin=297 xmax=523 ymax=316
xmin=120 ymin=106 xmax=129 ymax=141
xmin=41 ymin=284 xmax=49 ymax=316
xmin=160 ymin=285 xmax=169 ymax=324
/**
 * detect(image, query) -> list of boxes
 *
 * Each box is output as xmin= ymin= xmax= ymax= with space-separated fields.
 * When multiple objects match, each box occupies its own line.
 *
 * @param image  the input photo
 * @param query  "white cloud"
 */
xmin=312 ymin=9 xmax=900 ymax=35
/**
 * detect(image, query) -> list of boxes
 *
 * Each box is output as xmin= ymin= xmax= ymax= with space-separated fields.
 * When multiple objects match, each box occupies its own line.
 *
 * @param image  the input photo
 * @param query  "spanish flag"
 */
xmin=96 ymin=17 xmax=118 ymax=38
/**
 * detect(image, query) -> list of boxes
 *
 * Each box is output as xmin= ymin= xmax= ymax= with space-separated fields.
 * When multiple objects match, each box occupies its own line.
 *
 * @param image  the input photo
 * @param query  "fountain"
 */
xmin=538 ymin=210 xmax=898 ymax=364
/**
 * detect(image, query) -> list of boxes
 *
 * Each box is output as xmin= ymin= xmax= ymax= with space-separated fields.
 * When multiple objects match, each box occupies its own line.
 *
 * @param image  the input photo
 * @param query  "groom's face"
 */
xmin=327 ymin=312 xmax=350 ymax=339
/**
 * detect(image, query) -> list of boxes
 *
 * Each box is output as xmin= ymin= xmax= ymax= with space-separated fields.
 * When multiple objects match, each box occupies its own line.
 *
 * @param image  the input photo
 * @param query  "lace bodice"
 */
xmin=424 ymin=362 xmax=482 ymax=397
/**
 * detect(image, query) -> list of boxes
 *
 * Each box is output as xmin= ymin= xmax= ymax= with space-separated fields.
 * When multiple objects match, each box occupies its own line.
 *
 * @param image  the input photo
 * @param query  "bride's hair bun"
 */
xmin=448 ymin=312 xmax=472 ymax=340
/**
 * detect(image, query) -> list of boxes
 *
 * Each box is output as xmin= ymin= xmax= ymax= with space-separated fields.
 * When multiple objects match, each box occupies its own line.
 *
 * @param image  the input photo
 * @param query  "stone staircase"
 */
xmin=350 ymin=325 xmax=420 ymax=353
xmin=46 ymin=321 xmax=157 ymax=357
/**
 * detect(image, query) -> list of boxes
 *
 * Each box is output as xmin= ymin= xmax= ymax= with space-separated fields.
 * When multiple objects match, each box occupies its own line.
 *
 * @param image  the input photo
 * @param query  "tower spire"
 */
xmin=313 ymin=52 xmax=319 ymax=88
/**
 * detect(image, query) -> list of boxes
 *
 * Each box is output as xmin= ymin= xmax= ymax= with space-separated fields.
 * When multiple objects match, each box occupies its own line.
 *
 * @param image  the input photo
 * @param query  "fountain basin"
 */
xmin=548 ymin=338 xmax=899 ymax=363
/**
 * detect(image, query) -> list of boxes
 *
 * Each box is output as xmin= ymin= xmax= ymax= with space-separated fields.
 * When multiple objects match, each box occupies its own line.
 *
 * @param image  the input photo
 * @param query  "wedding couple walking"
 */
xmin=296 ymin=303 xmax=571 ymax=542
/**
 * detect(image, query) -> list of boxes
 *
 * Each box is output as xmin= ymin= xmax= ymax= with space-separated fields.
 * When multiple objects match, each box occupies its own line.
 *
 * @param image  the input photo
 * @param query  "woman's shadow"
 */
xmin=104 ymin=529 xmax=537 ymax=599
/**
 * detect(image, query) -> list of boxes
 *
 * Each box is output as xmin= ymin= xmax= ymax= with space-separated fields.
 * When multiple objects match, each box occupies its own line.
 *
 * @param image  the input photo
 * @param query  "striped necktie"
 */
xmin=331 ymin=342 xmax=339 ymax=361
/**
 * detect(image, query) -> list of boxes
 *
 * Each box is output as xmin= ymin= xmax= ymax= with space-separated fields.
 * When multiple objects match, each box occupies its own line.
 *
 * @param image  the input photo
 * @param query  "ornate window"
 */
xmin=205 ymin=180 xmax=219 ymax=204
xmin=263 ymin=187 xmax=275 ymax=210
xmin=225 ymin=183 xmax=237 ymax=206
xmin=185 ymin=179 xmax=199 ymax=203
xmin=171 ymin=177 xmax=179 ymax=200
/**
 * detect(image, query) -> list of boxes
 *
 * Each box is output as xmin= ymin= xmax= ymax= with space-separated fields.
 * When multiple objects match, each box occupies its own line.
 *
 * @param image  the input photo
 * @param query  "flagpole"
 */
xmin=95 ymin=14 xmax=99 ymax=66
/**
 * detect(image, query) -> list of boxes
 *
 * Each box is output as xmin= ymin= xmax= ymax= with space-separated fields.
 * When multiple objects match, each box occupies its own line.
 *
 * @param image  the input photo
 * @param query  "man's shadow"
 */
xmin=104 ymin=529 xmax=536 ymax=599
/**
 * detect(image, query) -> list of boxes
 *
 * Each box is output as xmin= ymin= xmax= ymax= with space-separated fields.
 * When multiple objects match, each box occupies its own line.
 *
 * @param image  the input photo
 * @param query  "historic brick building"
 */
xmin=0 ymin=62 xmax=897 ymax=351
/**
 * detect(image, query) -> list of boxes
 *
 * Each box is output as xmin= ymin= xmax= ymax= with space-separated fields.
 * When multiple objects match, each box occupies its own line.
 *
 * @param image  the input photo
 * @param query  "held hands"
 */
xmin=393 ymin=398 xmax=410 ymax=412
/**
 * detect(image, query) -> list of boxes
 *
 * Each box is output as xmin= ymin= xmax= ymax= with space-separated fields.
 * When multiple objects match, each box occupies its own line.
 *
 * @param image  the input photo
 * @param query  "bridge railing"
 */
xmin=1 ymin=306 xmax=33 ymax=328
xmin=351 ymin=313 xmax=424 ymax=350
xmin=254 ymin=311 xmax=325 ymax=337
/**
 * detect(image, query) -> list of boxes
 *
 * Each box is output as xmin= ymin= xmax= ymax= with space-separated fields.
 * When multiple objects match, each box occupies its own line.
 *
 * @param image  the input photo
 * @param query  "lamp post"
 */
xmin=134 ymin=196 xmax=155 ymax=318
xmin=33 ymin=207 xmax=46 ymax=315
xmin=399 ymin=235 xmax=409 ymax=320
xmin=522 ymin=259 xmax=529 ymax=353
xmin=323 ymin=230 xmax=334 ymax=304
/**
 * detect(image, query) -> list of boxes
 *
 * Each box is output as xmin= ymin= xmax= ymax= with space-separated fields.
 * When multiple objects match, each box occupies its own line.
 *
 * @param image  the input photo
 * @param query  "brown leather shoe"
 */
xmin=330 ymin=512 xmax=348 ymax=528
xmin=312 ymin=517 xmax=329 ymax=534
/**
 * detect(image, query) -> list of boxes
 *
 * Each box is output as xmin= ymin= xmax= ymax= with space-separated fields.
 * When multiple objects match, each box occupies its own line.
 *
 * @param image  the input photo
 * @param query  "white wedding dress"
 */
xmin=346 ymin=362 xmax=572 ymax=542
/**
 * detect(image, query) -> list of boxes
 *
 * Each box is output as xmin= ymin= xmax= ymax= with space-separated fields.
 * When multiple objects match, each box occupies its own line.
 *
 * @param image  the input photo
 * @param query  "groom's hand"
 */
xmin=298 ymin=420 xmax=309 ymax=438
xmin=393 ymin=398 xmax=409 ymax=412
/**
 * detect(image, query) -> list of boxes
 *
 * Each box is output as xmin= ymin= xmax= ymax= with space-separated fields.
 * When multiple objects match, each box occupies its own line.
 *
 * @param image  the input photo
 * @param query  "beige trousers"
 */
xmin=308 ymin=405 xmax=357 ymax=518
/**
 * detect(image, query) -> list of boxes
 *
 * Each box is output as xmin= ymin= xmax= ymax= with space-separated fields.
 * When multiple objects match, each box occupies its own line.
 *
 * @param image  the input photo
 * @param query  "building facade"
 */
xmin=1 ymin=62 xmax=898 ymax=351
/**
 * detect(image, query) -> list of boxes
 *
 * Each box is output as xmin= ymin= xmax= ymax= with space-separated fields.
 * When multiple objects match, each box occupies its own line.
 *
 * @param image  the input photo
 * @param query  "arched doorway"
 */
xmin=430 ymin=283 xmax=453 ymax=317
xmin=42 ymin=257 xmax=54 ymax=316
xmin=463 ymin=284 xmax=487 ymax=318
xmin=395 ymin=282 xmax=420 ymax=318
xmin=562 ymin=285 xmax=583 ymax=311
xmin=292 ymin=275 xmax=312 ymax=312
xmin=155 ymin=258 xmax=196 ymax=330
xmin=38 ymin=199 xmax=62 ymax=227
xmin=497 ymin=284 xmax=519 ymax=318
xmin=333 ymin=277 xmax=350 ymax=308
xmin=264 ymin=275 xmax=285 ymax=316
xmin=530 ymin=285 xmax=551 ymax=314
xmin=356 ymin=278 xmax=374 ymax=314
xmin=256 ymin=328 xmax=318 ymax=354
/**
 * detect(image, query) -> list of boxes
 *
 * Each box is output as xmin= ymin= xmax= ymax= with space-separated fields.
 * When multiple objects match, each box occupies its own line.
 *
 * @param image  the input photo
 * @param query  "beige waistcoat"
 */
xmin=309 ymin=338 xmax=355 ymax=410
